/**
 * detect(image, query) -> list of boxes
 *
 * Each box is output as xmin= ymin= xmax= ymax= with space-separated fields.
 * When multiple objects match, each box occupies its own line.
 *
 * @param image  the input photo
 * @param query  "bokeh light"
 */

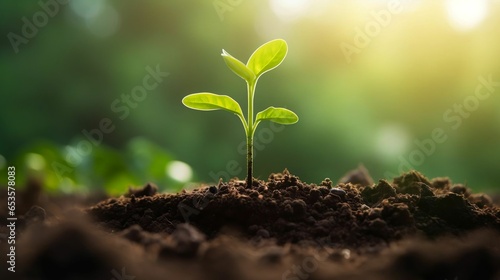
xmin=70 ymin=0 xmax=104 ymax=19
xmin=376 ymin=124 xmax=411 ymax=160
xmin=269 ymin=0 xmax=311 ymax=21
xmin=85 ymin=4 xmax=120 ymax=37
xmin=167 ymin=161 xmax=193 ymax=183
xmin=445 ymin=0 xmax=488 ymax=31
xmin=25 ymin=153 xmax=46 ymax=171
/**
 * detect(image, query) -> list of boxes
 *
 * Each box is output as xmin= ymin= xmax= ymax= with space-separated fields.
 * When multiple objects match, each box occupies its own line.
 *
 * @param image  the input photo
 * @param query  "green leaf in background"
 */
xmin=221 ymin=49 xmax=255 ymax=82
xmin=182 ymin=92 xmax=244 ymax=117
xmin=1 ymin=137 xmax=191 ymax=195
xmin=247 ymin=39 xmax=288 ymax=78
xmin=105 ymin=173 xmax=141 ymax=196
xmin=255 ymin=106 xmax=299 ymax=125
xmin=10 ymin=141 xmax=79 ymax=193
xmin=78 ymin=143 xmax=136 ymax=193
xmin=127 ymin=137 xmax=191 ymax=192
xmin=127 ymin=137 xmax=173 ymax=181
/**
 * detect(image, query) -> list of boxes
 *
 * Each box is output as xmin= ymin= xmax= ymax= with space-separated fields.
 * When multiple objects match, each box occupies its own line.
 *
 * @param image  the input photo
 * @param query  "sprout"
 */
xmin=182 ymin=39 xmax=298 ymax=187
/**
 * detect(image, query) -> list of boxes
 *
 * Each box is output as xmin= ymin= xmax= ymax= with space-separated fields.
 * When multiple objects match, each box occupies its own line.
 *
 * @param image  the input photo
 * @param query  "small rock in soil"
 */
xmin=330 ymin=187 xmax=347 ymax=199
xmin=208 ymin=186 xmax=218 ymax=194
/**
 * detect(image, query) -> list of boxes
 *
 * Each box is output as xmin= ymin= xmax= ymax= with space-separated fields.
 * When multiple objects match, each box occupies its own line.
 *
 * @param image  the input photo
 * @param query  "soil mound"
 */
xmin=89 ymin=170 xmax=500 ymax=247
xmin=2 ymin=169 xmax=499 ymax=280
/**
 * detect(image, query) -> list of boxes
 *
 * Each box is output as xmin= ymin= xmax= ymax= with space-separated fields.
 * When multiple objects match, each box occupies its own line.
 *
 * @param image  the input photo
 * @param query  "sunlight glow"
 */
xmin=445 ymin=0 xmax=488 ymax=31
xmin=375 ymin=124 xmax=410 ymax=159
xmin=270 ymin=0 xmax=311 ymax=21
xmin=167 ymin=161 xmax=193 ymax=182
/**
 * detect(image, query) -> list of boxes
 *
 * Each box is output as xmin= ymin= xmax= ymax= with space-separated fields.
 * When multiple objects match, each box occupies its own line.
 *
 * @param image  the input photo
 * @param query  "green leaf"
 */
xmin=247 ymin=39 xmax=288 ymax=78
xmin=221 ymin=49 xmax=255 ymax=82
xmin=182 ymin=92 xmax=243 ymax=116
xmin=126 ymin=137 xmax=173 ymax=186
xmin=256 ymin=106 xmax=299 ymax=125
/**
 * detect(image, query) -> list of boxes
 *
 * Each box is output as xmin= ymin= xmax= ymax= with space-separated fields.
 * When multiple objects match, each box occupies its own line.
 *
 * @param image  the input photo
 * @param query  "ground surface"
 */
xmin=1 ymin=168 xmax=499 ymax=280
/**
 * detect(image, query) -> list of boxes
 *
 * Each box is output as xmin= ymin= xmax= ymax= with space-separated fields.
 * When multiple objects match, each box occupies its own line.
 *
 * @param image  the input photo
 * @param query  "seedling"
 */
xmin=182 ymin=39 xmax=299 ymax=187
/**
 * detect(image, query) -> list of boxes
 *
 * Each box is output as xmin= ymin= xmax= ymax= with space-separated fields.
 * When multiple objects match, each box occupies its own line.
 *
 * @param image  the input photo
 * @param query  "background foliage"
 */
xmin=1 ymin=0 xmax=499 ymax=193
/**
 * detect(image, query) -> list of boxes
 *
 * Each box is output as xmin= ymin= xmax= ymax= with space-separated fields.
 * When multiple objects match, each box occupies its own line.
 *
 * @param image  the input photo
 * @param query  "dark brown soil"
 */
xmin=1 ymin=169 xmax=500 ymax=280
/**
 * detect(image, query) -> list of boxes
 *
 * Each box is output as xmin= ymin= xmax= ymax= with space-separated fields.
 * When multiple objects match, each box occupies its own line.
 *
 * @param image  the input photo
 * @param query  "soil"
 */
xmin=1 ymin=168 xmax=500 ymax=280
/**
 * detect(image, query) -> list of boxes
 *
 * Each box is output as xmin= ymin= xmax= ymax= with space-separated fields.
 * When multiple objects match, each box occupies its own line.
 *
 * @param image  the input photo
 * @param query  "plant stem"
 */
xmin=246 ymin=132 xmax=253 ymax=188
xmin=246 ymin=81 xmax=256 ymax=188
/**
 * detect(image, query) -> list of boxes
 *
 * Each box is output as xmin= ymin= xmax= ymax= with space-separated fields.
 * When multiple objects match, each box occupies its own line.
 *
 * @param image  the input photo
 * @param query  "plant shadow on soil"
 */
xmin=1 ymin=167 xmax=499 ymax=280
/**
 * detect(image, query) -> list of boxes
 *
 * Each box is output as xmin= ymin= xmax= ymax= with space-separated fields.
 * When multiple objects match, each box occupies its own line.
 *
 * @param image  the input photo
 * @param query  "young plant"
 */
xmin=182 ymin=39 xmax=299 ymax=187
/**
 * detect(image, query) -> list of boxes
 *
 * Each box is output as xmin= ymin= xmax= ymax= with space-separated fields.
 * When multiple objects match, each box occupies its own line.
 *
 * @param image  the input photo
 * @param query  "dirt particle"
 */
xmin=398 ymin=182 xmax=434 ymax=197
xmin=451 ymin=184 xmax=470 ymax=197
xmin=272 ymin=190 xmax=281 ymax=199
xmin=382 ymin=203 xmax=413 ymax=226
xmin=259 ymin=246 xmax=285 ymax=264
xmin=249 ymin=190 xmax=260 ymax=198
xmin=127 ymin=183 xmax=158 ymax=198
xmin=283 ymin=203 xmax=294 ymax=216
xmin=219 ymin=185 xmax=229 ymax=194
xmin=329 ymin=248 xmax=351 ymax=261
xmin=24 ymin=205 xmax=46 ymax=224
xmin=256 ymin=229 xmax=270 ymax=239
xmin=338 ymin=164 xmax=374 ymax=187
xmin=209 ymin=186 xmax=218 ymax=194
xmin=317 ymin=186 xmax=330 ymax=196
xmin=257 ymin=185 xmax=267 ymax=193
xmin=430 ymin=177 xmax=451 ymax=189
xmin=361 ymin=180 xmax=397 ymax=206
xmin=161 ymin=223 xmax=206 ymax=258
xmin=393 ymin=171 xmax=431 ymax=190
xmin=309 ymin=189 xmax=321 ymax=202
xmin=120 ymin=224 xmax=143 ymax=243
xmin=369 ymin=218 xmax=389 ymax=236
xmin=323 ymin=194 xmax=341 ymax=208
xmin=468 ymin=193 xmax=493 ymax=208
xmin=368 ymin=208 xmax=382 ymax=219
xmin=287 ymin=185 xmax=299 ymax=194
xmin=321 ymin=178 xmax=333 ymax=188
xmin=291 ymin=199 xmax=307 ymax=216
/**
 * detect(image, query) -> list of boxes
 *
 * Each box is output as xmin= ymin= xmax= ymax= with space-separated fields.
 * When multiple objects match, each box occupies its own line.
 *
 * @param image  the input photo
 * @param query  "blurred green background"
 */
xmin=1 ymin=0 xmax=499 ymax=193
